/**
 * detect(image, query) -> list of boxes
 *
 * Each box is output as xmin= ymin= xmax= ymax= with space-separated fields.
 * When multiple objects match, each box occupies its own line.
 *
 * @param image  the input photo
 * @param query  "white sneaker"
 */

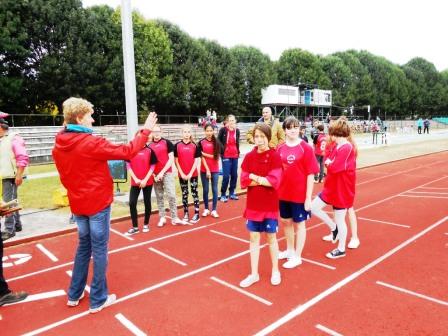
xmin=142 ymin=225 xmax=149 ymax=233
xmin=172 ymin=217 xmax=188 ymax=225
xmin=322 ymin=233 xmax=332 ymax=242
xmin=67 ymin=291 xmax=85 ymax=307
xmin=157 ymin=217 xmax=166 ymax=227
xmin=89 ymin=294 xmax=116 ymax=314
xmin=282 ymin=256 xmax=302 ymax=269
xmin=211 ymin=210 xmax=219 ymax=218
xmin=239 ymin=274 xmax=260 ymax=288
xmin=278 ymin=250 xmax=294 ymax=260
xmin=348 ymin=238 xmax=360 ymax=249
xmin=202 ymin=209 xmax=210 ymax=217
xmin=271 ymin=271 xmax=281 ymax=286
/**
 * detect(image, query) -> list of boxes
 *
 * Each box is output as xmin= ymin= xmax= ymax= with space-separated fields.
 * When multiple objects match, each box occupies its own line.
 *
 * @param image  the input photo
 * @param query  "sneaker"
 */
xmin=282 ymin=256 xmax=302 ymax=269
xmin=331 ymin=227 xmax=339 ymax=243
xmin=125 ymin=228 xmax=139 ymax=236
xmin=229 ymin=194 xmax=239 ymax=200
xmin=1 ymin=231 xmax=15 ymax=241
xmin=15 ymin=224 xmax=22 ymax=232
xmin=211 ymin=210 xmax=220 ymax=218
xmin=67 ymin=291 xmax=85 ymax=307
xmin=183 ymin=213 xmax=189 ymax=222
xmin=219 ymin=196 xmax=228 ymax=203
xmin=278 ymin=250 xmax=295 ymax=260
xmin=348 ymin=238 xmax=360 ymax=249
xmin=314 ymin=180 xmax=319 ymax=184
xmin=172 ymin=217 xmax=188 ymax=225
xmin=271 ymin=271 xmax=281 ymax=285
xmin=157 ymin=217 xmax=166 ymax=227
xmin=322 ymin=233 xmax=332 ymax=242
xmin=0 ymin=291 xmax=28 ymax=306
xmin=142 ymin=225 xmax=149 ymax=233
xmin=239 ymin=274 xmax=260 ymax=288
xmin=326 ymin=248 xmax=346 ymax=259
xmin=190 ymin=213 xmax=200 ymax=224
xmin=89 ymin=294 xmax=116 ymax=314
xmin=202 ymin=209 xmax=210 ymax=217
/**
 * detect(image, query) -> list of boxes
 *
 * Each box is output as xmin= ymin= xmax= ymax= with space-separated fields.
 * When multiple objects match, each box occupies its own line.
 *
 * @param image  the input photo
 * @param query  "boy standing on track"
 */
xmin=239 ymin=123 xmax=283 ymax=288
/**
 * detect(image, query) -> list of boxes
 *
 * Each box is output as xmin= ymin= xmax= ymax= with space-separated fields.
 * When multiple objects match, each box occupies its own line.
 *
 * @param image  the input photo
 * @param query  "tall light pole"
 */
xmin=121 ymin=0 xmax=138 ymax=140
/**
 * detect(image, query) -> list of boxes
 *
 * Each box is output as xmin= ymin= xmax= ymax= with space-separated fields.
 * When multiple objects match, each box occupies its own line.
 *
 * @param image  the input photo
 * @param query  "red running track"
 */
xmin=2 ymin=151 xmax=448 ymax=336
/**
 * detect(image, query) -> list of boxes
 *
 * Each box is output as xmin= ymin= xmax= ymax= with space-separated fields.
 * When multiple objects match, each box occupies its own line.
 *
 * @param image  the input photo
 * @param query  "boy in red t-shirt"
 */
xmin=312 ymin=124 xmax=326 ymax=183
xmin=239 ymin=123 xmax=283 ymax=288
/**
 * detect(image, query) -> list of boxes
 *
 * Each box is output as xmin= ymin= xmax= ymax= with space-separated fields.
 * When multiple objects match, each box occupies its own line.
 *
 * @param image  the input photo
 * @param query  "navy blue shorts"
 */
xmin=246 ymin=218 xmax=278 ymax=233
xmin=279 ymin=200 xmax=311 ymax=222
xmin=318 ymin=193 xmax=346 ymax=210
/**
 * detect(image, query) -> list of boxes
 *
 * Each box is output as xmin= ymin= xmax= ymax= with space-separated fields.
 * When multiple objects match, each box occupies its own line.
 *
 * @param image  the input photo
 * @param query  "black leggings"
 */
xmin=129 ymin=185 xmax=152 ymax=228
xmin=179 ymin=176 xmax=199 ymax=215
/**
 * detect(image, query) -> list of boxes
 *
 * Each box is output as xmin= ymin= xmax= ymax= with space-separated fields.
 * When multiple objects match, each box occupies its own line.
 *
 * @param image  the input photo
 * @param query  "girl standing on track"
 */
xmin=198 ymin=123 xmax=221 ymax=218
xmin=239 ymin=123 xmax=283 ymax=288
xmin=149 ymin=125 xmax=187 ymax=226
xmin=174 ymin=125 xmax=201 ymax=224
xmin=126 ymin=134 xmax=158 ymax=235
xmin=311 ymin=117 xmax=357 ymax=258
xmin=277 ymin=117 xmax=319 ymax=268
xmin=313 ymin=124 xmax=326 ymax=183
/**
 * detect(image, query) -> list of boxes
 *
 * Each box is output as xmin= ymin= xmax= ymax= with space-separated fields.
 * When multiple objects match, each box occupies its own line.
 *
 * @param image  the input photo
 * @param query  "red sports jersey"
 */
xmin=174 ymin=140 xmax=201 ymax=178
xmin=277 ymin=141 xmax=319 ymax=203
xmin=320 ymin=142 xmax=356 ymax=208
xmin=223 ymin=128 xmax=238 ymax=158
xmin=324 ymin=139 xmax=336 ymax=160
xmin=198 ymin=138 xmax=220 ymax=173
xmin=314 ymin=133 xmax=327 ymax=156
xmin=149 ymin=138 xmax=174 ymax=174
xmin=240 ymin=148 xmax=283 ymax=221
xmin=127 ymin=146 xmax=158 ymax=186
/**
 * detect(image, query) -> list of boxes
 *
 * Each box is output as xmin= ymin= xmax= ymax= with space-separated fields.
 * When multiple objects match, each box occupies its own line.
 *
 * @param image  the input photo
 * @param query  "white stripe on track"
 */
xmin=148 ymin=247 xmax=187 ymax=266
xmin=115 ymin=313 xmax=147 ymax=336
xmin=36 ymin=244 xmax=58 ymax=262
xmin=302 ymin=258 xmax=336 ymax=270
xmin=209 ymin=229 xmax=250 ymax=243
xmin=316 ymin=324 xmax=344 ymax=336
xmin=66 ymin=270 xmax=91 ymax=293
xmin=358 ymin=217 xmax=410 ymax=228
xmin=110 ymin=228 xmax=134 ymax=241
xmin=376 ymin=281 xmax=448 ymax=306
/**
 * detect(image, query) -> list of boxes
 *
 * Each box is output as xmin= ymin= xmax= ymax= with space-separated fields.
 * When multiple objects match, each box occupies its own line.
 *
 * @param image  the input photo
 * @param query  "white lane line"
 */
xmin=36 ymin=244 xmax=59 ymax=262
xmin=376 ymin=281 xmax=448 ymax=307
xmin=8 ymin=216 xmax=242 ymax=283
xmin=316 ymin=324 xmax=344 ymax=336
xmin=302 ymin=258 xmax=336 ymax=270
xmin=115 ymin=313 xmax=147 ymax=336
xmin=5 ymin=290 xmax=66 ymax=306
xmin=209 ymin=229 xmax=250 ymax=243
xmin=444 ymin=233 xmax=448 ymax=236
xmin=148 ymin=247 xmax=187 ymax=266
xmin=66 ymin=271 xmax=91 ymax=293
xmin=415 ymin=187 xmax=448 ymax=190
xmin=253 ymin=216 xmax=448 ymax=336
xmin=398 ymin=195 xmax=448 ymax=199
xmin=358 ymin=217 xmax=410 ymax=228
xmin=210 ymin=276 xmax=272 ymax=306
xmin=110 ymin=228 xmax=134 ymax=241
xmin=406 ymin=191 xmax=448 ymax=195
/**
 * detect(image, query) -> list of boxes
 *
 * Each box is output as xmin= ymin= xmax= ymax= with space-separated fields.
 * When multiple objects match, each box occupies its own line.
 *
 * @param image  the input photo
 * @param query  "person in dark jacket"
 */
xmin=52 ymin=97 xmax=157 ymax=313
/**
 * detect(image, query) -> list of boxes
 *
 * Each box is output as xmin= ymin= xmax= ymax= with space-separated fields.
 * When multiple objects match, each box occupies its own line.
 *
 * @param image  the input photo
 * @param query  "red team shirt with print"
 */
xmin=277 ymin=141 xmax=319 ymax=203
xmin=174 ymin=141 xmax=201 ymax=178
xmin=198 ymin=138 xmax=220 ymax=173
xmin=314 ymin=133 xmax=327 ymax=156
xmin=149 ymin=138 xmax=174 ymax=174
xmin=320 ymin=142 xmax=356 ymax=208
xmin=223 ymin=128 xmax=238 ymax=158
xmin=127 ymin=146 xmax=158 ymax=186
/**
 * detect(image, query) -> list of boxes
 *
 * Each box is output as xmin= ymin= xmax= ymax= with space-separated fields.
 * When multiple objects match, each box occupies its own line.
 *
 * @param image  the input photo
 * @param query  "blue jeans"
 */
xmin=69 ymin=206 xmax=111 ymax=309
xmin=220 ymin=158 xmax=238 ymax=197
xmin=201 ymin=172 xmax=219 ymax=211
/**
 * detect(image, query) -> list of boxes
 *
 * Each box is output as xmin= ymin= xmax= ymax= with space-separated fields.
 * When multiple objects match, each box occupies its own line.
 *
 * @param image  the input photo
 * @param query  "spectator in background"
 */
xmin=247 ymin=107 xmax=285 ymax=149
xmin=0 ymin=118 xmax=29 ymax=241
xmin=423 ymin=118 xmax=430 ymax=134
xmin=299 ymin=125 xmax=309 ymax=143
xmin=416 ymin=118 xmax=423 ymax=134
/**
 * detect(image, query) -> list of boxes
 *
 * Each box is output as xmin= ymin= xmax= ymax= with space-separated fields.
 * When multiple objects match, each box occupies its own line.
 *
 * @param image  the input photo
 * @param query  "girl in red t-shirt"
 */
xmin=311 ymin=118 xmax=357 ymax=259
xmin=174 ymin=125 xmax=201 ymax=224
xmin=198 ymin=123 xmax=221 ymax=218
xmin=239 ymin=123 xmax=283 ymax=288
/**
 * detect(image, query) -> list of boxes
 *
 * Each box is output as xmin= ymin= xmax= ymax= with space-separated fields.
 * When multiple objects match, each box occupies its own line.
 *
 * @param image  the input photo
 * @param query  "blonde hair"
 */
xmin=63 ymin=97 xmax=93 ymax=125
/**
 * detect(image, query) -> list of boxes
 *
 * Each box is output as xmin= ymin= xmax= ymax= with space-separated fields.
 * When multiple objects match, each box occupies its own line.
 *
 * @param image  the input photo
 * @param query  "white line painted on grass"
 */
xmin=5 ymin=290 xmax=66 ymax=306
xmin=36 ymin=244 xmax=59 ymax=262
xmin=253 ymin=216 xmax=448 ymax=336
xmin=302 ymin=258 xmax=336 ymax=270
xmin=210 ymin=276 xmax=272 ymax=306
xmin=110 ymin=228 xmax=134 ymax=241
xmin=376 ymin=281 xmax=448 ymax=307
xmin=115 ymin=313 xmax=147 ymax=336
xmin=316 ymin=324 xmax=344 ymax=336
xmin=66 ymin=271 xmax=90 ymax=293
xmin=209 ymin=229 xmax=250 ymax=243
xmin=358 ymin=217 xmax=410 ymax=228
xmin=148 ymin=247 xmax=187 ymax=266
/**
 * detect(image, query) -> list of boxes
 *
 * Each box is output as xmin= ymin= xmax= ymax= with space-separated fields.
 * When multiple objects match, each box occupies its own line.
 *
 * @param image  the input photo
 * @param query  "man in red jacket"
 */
xmin=52 ymin=97 xmax=157 ymax=313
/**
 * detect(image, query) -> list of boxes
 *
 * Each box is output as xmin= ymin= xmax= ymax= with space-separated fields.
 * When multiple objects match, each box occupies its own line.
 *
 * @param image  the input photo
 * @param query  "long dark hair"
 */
xmin=204 ymin=123 xmax=220 ymax=160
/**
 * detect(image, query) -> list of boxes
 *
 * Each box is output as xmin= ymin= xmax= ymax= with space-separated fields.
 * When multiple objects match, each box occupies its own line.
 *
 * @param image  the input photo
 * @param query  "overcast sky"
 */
xmin=82 ymin=0 xmax=448 ymax=71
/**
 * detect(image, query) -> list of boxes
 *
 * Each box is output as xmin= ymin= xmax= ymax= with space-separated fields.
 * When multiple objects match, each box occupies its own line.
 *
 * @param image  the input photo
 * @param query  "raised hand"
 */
xmin=143 ymin=112 xmax=158 ymax=131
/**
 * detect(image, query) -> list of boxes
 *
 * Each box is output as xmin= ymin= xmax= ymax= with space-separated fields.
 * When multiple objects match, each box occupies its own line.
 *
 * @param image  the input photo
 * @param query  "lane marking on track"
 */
xmin=316 ymin=324 xmax=344 ymax=336
xmin=358 ymin=217 xmax=410 ymax=228
xmin=66 ymin=270 xmax=91 ymax=293
xmin=376 ymin=281 xmax=448 ymax=307
xmin=115 ymin=313 xmax=147 ymax=336
xmin=209 ymin=229 xmax=250 ymax=243
xmin=36 ymin=244 xmax=58 ymax=262
xmin=414 ymin=187 xmax=448 ymax=190
xmin=301 ymin=258 xmax=336 ymax=270
xmin=210 ymin=276 xmax=272 ymax=306
xmin=148 ymin=247 xmax=187 ymax=266
xmin=5 ymin=290 xmax=66 ymax=306
xmin=111 ymin=228 xmax=134 ymax=241
xmin=253 ymin=216 xmax=448 ymax=336
xmin=405 ymin=191 xmax=448 ymax=195
xmin=398 ymin=195 xmax=448 ymax=199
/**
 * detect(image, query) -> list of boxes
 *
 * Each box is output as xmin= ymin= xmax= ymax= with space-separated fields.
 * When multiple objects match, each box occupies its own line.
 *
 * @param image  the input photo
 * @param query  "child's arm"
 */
xmin=175 ymin=158 xmax=187 ymax=180
xmin=304 ymin=174 xmax=314 ymax=211
xmin=187 ymin=157 xmax=200 ymax=178
xmin=128 ymin=167 xmax=141 ymax=185
xmin=201 ymin=157 xmax=211 ymax=177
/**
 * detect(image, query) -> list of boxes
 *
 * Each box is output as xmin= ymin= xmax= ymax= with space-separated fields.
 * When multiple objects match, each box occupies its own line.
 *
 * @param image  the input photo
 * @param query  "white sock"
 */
xmin=334 ymin=209 xmax=348 ymax=252
xmin=311 ymin=197 xmax=337 ymax=231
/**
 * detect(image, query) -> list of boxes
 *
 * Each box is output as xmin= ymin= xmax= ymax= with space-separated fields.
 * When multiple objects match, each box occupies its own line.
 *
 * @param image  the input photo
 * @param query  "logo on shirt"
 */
xmin=287 ymin=154 xmax=296 ymax=164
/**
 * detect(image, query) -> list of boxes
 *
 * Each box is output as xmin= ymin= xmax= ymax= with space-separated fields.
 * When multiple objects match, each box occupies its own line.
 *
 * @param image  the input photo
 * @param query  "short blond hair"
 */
xmin=63 ymin=97 xmax=93 ymax=124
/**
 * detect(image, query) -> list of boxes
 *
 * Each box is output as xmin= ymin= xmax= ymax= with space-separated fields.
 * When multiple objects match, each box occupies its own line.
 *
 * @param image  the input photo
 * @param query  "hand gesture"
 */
xmin=143 ymin=112 xmax=158 ymax=131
